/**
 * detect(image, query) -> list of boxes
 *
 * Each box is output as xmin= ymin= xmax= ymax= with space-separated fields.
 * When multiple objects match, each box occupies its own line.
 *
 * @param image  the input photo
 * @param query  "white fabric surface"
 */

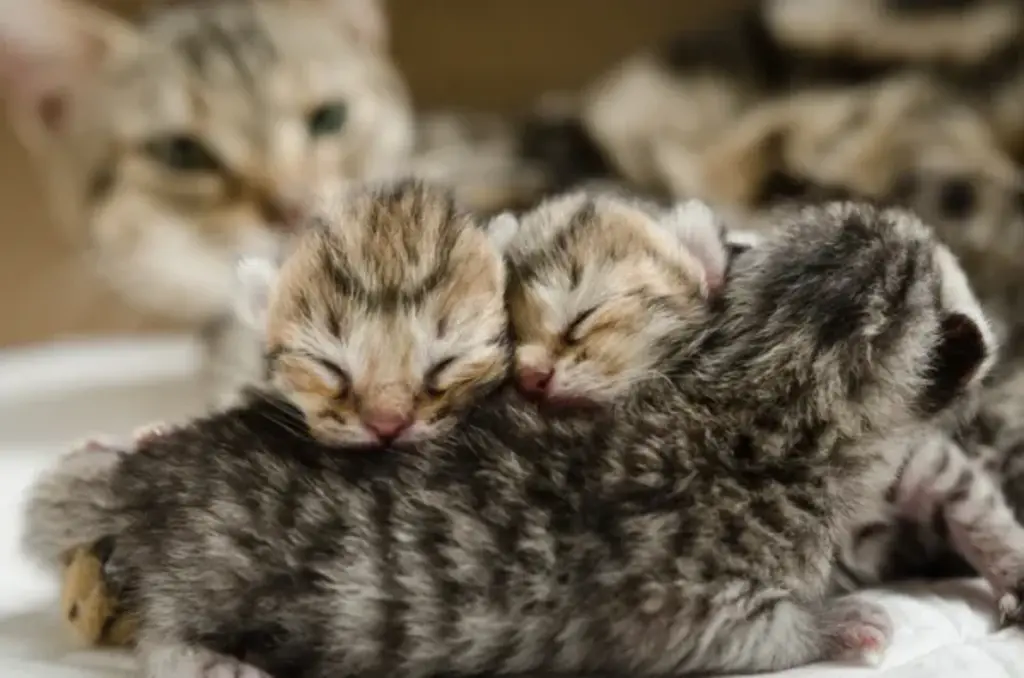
xmin=1 ymin=335 xmax=1023 ymax=677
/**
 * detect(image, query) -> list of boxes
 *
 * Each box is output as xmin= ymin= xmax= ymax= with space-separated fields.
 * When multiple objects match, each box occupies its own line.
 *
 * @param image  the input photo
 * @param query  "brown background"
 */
xmin=0 ymin=0 xmax=743 ymax=347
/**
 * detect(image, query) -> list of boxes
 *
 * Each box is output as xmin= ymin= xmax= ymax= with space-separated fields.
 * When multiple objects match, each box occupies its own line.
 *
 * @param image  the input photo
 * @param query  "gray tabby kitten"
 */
xmin=23 ymin=199 xmax=994 ymax=677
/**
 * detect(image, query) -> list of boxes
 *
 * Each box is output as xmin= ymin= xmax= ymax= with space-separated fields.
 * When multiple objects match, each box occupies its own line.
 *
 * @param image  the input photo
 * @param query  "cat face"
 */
xmin=238 ymin=181 xmax=510 ymax=448
xmin=503 ymin=192 xmax=728 ymax=407
xmin=0 ymin=0 xmax=413 ymax=322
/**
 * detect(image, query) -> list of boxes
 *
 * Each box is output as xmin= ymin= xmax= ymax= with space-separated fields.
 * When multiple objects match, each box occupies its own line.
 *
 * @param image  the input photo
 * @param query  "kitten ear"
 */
xmin=483 ymin=212 xmax=519 ymax=253
xmin=0 ymin=0 xmax=138 ymax=139
xmin=917 ymin=243 xmax=997 ymax=415
xmin=658 ymin=200 xmax=730 ymax=296
xmin=234 ymin=256 xmax=280 ymax=330
xmin=918 ymin=312 xmax=989 ymax=416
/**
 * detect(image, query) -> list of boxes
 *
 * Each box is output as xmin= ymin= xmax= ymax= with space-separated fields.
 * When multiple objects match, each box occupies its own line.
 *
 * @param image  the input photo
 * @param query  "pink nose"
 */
xmin=362 ymin=411 xmax=413 ymax=441
xmin=518 ymin=367 xmax=554 ymax=395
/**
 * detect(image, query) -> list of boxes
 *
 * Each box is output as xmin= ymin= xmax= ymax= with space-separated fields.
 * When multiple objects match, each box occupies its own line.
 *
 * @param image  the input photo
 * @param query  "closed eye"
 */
xmin=313 ymin=357 xmax=352 ymax=398
xmin=563 ymin=306 xmax=599 ymax=345
xmin=424 ymin=356 xmax=457 ymax=397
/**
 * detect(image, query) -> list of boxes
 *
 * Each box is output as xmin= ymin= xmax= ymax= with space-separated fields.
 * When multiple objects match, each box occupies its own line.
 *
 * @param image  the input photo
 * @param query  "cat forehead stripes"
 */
xmin=293 ymin=180 xmax=475 ymax=307
xmin=504 ymin=190 xmax=729 ymax=294
xmin=150 ymin=1 xmax=279 ymax=92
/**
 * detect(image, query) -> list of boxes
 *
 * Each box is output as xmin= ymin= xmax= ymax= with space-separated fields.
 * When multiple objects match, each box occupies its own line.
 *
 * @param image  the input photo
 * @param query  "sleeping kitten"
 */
xmin=47 ymin=179 xmax=515 ymax=648
xmin=504 ymin=190 xmax=727 ymax=405
xmin=0 ymin=0 xmax=414 ymax=404
xmin=500 ymin=189 xmax=1024 ymax=622
xmin=24 ymin=198 xmax=997 ymax=677
xmin=238 ymin=179 xmax=513 ymax=447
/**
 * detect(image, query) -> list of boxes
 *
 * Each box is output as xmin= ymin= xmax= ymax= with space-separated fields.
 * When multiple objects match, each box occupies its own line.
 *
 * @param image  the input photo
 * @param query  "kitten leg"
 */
xmin=889 ymin=434 xmax=1024 ymax=624
xmin=820 ymin=596 xmax=893 ymax=665
xmin=141 ymin=641 xmax=271 ymax=678
xmin=699 ymin=594 xmax=892 ymax=673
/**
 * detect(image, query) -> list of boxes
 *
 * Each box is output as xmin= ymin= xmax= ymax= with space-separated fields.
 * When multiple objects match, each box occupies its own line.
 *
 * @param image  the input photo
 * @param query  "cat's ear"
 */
xmin=483 ymin=212 xmax=519 ymax=253
xmin=311 ymin=0 xmax=388 ymax=51
xmin=658 ymin=200 xmax=730 ymax=297
xmin=234 ymin=256 xmax=280 ymax=330
xmin=0 ymin=0 xmax=139 ymax=139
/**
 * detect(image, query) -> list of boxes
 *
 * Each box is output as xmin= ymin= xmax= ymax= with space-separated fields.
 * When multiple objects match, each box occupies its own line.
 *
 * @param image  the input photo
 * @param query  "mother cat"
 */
xmin=23 ymin=183 xmax=998 ymax=677
xmin=0 ymin=0 xmax=413 ymax=403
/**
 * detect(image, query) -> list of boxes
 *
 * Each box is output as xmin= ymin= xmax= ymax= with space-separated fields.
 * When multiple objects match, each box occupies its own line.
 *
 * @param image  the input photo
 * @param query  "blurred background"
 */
xmin=0 ymin=0 xmax=742 ymax=347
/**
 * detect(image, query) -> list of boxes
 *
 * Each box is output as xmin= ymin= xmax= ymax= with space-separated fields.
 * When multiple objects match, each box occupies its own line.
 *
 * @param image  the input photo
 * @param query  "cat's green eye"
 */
xmin=144 ymin=135 xmax=221 ymax=173
xmin=307 ymin=102 xmax=348 ymax=137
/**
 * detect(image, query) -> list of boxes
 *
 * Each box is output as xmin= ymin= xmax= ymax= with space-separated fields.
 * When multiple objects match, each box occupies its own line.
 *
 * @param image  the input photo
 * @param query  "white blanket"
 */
xmin=1 ymin=336 xmax=1022 ymax=677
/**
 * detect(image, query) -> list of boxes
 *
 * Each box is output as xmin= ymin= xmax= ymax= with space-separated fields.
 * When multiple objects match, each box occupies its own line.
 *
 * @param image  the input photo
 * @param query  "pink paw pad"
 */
xmin=824 ymin=598 xmax=893 ymax=665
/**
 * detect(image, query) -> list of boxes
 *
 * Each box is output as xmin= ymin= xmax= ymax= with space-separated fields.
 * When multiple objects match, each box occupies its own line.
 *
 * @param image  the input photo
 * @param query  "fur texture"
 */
xmin=24 ymin=199 xmax=994 ymax=677
xmin=244 ymin=180 xmax=513 ymax=447
xmin=495 ymin=189 xmax=1024 ymax=621
xmin=0 ymin=0 xmax=414 ymax=404
xmin=505 ymin=191 xmax=725 ymax=406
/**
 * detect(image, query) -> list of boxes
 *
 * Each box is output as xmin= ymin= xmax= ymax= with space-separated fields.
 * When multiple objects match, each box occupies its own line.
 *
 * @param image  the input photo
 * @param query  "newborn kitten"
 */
xmin=502 ymin=191 xmax=1024 ymax=621
xmin=0 ymin=0 xmax=413 ymax=405
xmin=238 ymin=179 xmax=512 ymax=447
xmin=24 ymin=199 xmax=996 ymax=677
xmin=44 ymin=179 xmax=515 ymax=648
xmin=505 ymin=190 xmax=727 ymax=406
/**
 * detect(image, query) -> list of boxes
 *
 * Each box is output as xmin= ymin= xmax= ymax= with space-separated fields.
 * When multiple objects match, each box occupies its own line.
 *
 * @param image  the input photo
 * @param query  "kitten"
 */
xmin=239 ymin=179 xmax=513 ymax=447
xmin=499 ymin=188 xmax=1024 ymax=618
xmin=24 ymin=199 xmax=997 ymax=677
xmin=0 ymin=0 xmax=414 ymax=405
xmin=47 ymin=179 xmax=516 ymax=648
xmin=504 ymin=190 xmax=727 ymax=405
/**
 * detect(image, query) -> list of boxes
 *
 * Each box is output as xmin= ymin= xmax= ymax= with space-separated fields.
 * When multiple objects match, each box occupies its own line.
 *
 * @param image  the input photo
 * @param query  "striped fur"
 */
xmin=23 ymin=196 xmax=994 ymax=676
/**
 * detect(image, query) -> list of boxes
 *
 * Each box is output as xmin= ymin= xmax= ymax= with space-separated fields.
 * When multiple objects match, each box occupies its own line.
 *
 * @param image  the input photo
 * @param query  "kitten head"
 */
xmin=0 ymin=0 xmax=413 ymax=322
xmin=726 ymin=202 xmax=995 ymax=433
xmin=236 ymin=180 xmax=510 ymax=448
xmin=503 ymin=191 xmax=728 ymax=407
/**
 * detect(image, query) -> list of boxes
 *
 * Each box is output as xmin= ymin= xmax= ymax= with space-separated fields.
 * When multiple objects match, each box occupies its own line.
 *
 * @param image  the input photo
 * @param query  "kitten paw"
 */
xmin=144 ymin=644 xmax=271 ymax=678
xmin=199 ymin=657 xmax=271 ymax=678
xmin=822 ymin=597 xmax=893 ymax=665
xmin=998 ymin=589 xmax=1024 ymax=626
xmin=61 ymin=543 xmax=136 ymax=647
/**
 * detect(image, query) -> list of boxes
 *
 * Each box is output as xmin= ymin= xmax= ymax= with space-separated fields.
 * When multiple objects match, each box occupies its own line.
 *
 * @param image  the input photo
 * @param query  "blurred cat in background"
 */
xmin=0 ymin=0 xmax=414 ymax=404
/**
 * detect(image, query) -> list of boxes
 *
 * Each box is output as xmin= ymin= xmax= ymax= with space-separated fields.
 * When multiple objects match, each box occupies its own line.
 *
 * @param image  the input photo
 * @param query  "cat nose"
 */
xmin=518 ymin=366 xmax=554 ymax=395
xmin=362 ymin=411 xmax=413 ymax=442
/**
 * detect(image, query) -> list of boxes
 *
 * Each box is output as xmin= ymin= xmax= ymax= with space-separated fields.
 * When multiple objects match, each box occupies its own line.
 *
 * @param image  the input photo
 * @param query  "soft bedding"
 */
xmin=0 ymin=336 xmax=1022 ymax=678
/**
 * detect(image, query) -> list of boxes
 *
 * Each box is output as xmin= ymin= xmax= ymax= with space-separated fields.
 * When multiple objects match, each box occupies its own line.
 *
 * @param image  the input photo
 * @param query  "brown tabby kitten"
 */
xmin=0 ymin=0 xmax=414 ymax=404
xmin=50 ymin=180 xmax=516 ymax=647
xmin=237 ymin=180 xmax=513 ymax=447
xmin=504 ymin=190 xmax=726 ymax=405
xmin=499 ymin=188 xmax=1024 ymax=623
xmin=22 ymin=198 xmax=996 ymax=677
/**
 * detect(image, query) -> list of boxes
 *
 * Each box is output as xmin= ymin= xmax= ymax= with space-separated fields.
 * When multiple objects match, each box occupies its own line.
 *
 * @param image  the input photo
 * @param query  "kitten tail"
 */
xmin=20 ymin=436 xmax=132 ymax=571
